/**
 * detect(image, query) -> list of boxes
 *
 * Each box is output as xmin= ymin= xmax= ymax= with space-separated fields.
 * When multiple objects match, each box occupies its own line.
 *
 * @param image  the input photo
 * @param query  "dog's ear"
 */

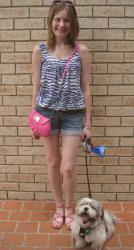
xmin=90 ymin=200 xmax=104 ymax=217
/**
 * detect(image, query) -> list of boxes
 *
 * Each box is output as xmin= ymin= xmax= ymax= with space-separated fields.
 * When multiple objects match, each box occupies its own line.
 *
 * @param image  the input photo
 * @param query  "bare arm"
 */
xmin=32 ymin=45 xmax=41 ymax=109
xmin=79 ymin=44 xmax=92 ymax=139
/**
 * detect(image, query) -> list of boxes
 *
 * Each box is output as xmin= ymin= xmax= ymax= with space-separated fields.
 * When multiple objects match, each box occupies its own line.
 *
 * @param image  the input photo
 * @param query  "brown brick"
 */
xmin=20 ymin=165 xmax=47 ymax=174
xmin=105 ymin=165 xmax=132 ymax=175
xmin=15 ymin=41 xmax=36 ymax=52
xmin=117 ymin=193 xmax=134 ymax=201
xmin=0 ymin=19 xmax=13 ymax=29
xmin=92 ymin=117 xmax=120 ymax=126
xmin=0 ymin=30 xmax=30 ymax=41
xmin=0 ymin=7 xmax=29 ymax=18
xmin=103 ymin=184 xmax=129 ymax=192
xmin=0 ymin=0 xmax=11 ymax=6
xmin=3 ymin=96 xmax=31 ymax=106
xmin=76 ymin=0 xmax=106 ymax=5
xmin=106 ymin=107 xmax=134 ymax=116
xmin=108 ymin=41 xmax=134 ymax=51
xmin=15 ymin=18 xmax=44 ymax=29
xmin=1 ymin=53 xmax=30 ymax=63
xmin=4 ymin=116 xmax=27 ymax=126
xmin=13 ymin=0 xmax=42 ymax=6
xmin=93 ymin=6 xmax=124 ymax=17
xmin=78 ymin=29 xmax=92 ymax=40
xmin=91 ymin=85 xmax=107 ymax=95
xmin=80 ymin=18 xmax=108 ymax=29
xmin=106 ymin=127 xmax=133 ymax=137
xmin=93 ymin=96 xmax=122 ymax=106
xmin=20 ymin=183 xmax=46 ymax=192
xmin=2 ymin=75 xmax=31 ymax=85
xmin=0 ymin=127 xmax=17 ymax=136
xmin=120 ymin=138 xmax=134 ymax=146
xmin=124 ymin=74 xmax=134 ymax=84
xmin=6 ymin=156 xmax=33 ymax=165
xmin=0 ymin=146 xmax=17 ymax=155
xmin=7 ymin=174 xmax=34 ymax=182
xmin=93 ymin=74 xmax=122 ymax=84
xmin=19 ymin=146 xmax=44 ymax=156
xmin=125 ymin=29 xmax=134 ymax=40
xmin=0 ymin=64 xmax=15 ymax=74
xmin=5 ymin=137 xmax=32 ymax=146
xmin=0 ymin=86 xmax=16 ymax=95
xmin=0 ymin=42 xmax=14 ymax=52
xmin=118 ymin=175 xmax=134 ymax=183
xmin=94 ymin=52 xmax=123 ymax=62
xmin=31 ymin=30 xmax=48 ymax=40
xmin=8 ymin=191 xmax=34 ymax=200
xmin=108 ymin=0 xmax=134 ymax=4
xmin=94 ymin=29 xmax=124 ymax=40
xmin=121 ymin=117 xmax=134 ymax=126
xmin=123 ymin=96 xmax=134 ymax=106
xmin=76 ymin=6 xmax=92 ymax=17
xmin=91 ymin=175 xmax=116 ymax=183
xmin=91 ymin=157 xmax=118 ymax=166
xmin=120 ymin=157 xmax=134 ymax=166
xmin=106 ymin=147 xmax=132 ymax=156
xmin=0 ymin=165 xmax=19 ymax=173
xmin=0 ymin=106 xmax=16 ymax=116
xmin=0 ymin=183 xmax=18 ymax=191
xmin=110 ymin=18 xmax=134 ymax=28
xmin=16 ymin=64 xmax=32 ymax=74
xmin=88 ymin=41 xmax=107 ymax=51
xmin=17 ymin=86 xmax=32 ymax=95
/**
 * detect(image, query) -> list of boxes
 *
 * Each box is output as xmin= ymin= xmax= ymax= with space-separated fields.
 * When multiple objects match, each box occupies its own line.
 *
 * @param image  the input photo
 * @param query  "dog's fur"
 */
xmin=71 ymin=198 xmax=117 ymax=250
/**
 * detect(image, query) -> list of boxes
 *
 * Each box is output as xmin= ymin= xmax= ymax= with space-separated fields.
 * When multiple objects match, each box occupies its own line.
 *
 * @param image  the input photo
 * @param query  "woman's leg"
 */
xmin=61 ymin=135 xmax=81 ymax=225
xmin=43 ymin=135 xmax=64 ymax=228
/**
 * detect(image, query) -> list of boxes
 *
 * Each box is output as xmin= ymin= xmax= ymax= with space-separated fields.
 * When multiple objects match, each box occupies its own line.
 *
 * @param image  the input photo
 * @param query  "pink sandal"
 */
xmin=65 ymin=205 xmax=74 ymax=230
xmin=52 ymin=205 xmax=64 ymax=229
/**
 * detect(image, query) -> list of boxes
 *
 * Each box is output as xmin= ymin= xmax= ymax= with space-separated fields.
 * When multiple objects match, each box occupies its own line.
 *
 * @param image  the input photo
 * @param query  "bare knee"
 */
xmin=63 ymin=164 xmax=75 ymax=178
xmin=47 ymin=156 xmax=60 ymax=169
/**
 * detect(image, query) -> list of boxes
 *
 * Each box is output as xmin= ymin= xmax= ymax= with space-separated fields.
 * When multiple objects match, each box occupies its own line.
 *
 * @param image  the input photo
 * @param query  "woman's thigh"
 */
xmin=61 ymin=135 xmax=81 ymax=168
xmin=43 ymin=135 xmax=61 ymax=164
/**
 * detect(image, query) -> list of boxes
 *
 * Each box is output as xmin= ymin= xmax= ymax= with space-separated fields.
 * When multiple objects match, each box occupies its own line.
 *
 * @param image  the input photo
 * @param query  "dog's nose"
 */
xmin=84 ymin=207 xmax=88 ymax=212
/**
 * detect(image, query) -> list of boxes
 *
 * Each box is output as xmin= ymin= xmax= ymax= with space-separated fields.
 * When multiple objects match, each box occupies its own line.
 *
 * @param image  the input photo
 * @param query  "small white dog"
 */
xmin=71 ymin=197 xmax=117 ymax=250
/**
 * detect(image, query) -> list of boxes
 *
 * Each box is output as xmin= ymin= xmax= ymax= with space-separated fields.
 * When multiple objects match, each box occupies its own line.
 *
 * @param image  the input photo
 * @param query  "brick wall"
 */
xmin=0 ymin=0 xmax=134 ymax=201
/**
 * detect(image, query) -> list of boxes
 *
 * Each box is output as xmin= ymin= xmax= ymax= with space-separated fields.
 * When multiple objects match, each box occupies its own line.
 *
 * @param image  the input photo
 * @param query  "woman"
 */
xmin=31 ymin=0 xmax=91 ymax=229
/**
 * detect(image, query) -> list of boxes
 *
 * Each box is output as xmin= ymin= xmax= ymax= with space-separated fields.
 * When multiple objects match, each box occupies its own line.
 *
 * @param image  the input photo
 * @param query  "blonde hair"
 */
xmin=47 ymin=1 xmax=79 ymax=49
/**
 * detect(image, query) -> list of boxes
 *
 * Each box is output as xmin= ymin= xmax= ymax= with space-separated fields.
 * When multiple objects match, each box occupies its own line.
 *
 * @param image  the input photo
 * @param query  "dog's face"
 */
xmin=75 ymin=197 xmax=104 ymax=228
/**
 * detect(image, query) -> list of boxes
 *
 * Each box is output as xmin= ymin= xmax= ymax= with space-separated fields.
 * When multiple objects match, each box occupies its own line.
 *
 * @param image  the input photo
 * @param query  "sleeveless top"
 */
xmin=36 ymin=43 xmax=85 ymax=111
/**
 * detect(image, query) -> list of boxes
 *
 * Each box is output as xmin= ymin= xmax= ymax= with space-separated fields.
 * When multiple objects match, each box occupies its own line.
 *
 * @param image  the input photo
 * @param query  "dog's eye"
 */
xmin=89 ymin=218 xmax=96 ymax=223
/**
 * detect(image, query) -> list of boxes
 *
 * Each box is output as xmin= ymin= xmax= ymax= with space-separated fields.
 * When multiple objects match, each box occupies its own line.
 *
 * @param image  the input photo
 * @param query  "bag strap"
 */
xmin=62 ymin=44 xmax=79 ymax=79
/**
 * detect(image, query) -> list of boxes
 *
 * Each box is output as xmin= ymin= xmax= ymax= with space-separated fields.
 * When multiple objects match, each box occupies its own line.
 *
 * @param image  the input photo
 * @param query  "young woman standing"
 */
xmin=31 ymin=0 xmax=91 ymax=229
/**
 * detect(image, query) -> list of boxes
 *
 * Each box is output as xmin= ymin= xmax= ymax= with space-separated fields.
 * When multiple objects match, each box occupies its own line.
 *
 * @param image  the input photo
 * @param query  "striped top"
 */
xmin=36 ymin=43 xmax=85 ymax=111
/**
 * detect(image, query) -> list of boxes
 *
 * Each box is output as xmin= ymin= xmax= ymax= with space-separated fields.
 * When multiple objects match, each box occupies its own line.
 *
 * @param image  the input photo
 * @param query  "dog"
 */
xmin=71 ymin=197 xmax=117 ymax=250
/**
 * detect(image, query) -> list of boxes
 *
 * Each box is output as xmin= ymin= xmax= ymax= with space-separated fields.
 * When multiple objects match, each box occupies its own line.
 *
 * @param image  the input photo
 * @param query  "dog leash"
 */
xmin=85 ymin=154 xmax=92 ymax=198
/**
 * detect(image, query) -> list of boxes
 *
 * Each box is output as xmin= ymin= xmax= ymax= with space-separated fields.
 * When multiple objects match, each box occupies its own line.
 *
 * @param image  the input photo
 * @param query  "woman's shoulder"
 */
xmin=33 ymin=44 xmax=41 ymax=54
xmin=77 ymin=43 xmax=90 ymax=53
xmin=77 ymin=43 xmax=90 ymax=61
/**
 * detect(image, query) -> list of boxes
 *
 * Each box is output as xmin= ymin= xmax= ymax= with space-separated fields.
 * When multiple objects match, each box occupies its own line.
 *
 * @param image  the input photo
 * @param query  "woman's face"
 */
xmin=52 ymin=8 xmax=71 ymax=40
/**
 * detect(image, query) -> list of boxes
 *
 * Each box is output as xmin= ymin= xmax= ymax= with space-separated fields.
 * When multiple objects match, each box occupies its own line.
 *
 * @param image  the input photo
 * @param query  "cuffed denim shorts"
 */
xmin=35 ymin=105 xmax=84 ymax=135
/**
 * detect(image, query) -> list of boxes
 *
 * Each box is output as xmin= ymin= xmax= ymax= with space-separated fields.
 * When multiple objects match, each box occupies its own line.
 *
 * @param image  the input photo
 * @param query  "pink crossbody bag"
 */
xmin=28 ymin=44 xmax=79 ymax=137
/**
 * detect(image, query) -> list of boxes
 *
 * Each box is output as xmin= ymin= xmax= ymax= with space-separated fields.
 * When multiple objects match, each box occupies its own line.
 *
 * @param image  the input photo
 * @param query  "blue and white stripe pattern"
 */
xmin=36 ymin=43 xmax=85 ymax=111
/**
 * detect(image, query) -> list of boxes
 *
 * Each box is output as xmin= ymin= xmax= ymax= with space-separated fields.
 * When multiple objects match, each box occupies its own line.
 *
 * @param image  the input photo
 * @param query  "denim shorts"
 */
xmin=35 ymin=106 xmax=84 ymax=135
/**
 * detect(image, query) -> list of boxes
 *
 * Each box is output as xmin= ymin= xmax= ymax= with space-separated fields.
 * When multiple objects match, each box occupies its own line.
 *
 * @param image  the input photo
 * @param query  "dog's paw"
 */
xmin=75 ymin=239 xmax=87 ymax=248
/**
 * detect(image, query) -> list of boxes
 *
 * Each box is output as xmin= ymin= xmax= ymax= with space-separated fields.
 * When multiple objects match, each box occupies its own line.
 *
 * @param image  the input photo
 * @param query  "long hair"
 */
xmin=47 ymin=1 xmax=79 ymax=49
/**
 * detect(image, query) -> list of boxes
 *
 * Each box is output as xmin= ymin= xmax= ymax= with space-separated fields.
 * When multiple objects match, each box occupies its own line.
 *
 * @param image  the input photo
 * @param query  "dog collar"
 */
xmin=79 ymin=227 xmax=92 ymax=239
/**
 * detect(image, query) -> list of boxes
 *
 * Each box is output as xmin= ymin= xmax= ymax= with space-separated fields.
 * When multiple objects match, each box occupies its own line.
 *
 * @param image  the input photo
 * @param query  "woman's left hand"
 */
xmin=82 ymin=127 xmax=92 ymax=141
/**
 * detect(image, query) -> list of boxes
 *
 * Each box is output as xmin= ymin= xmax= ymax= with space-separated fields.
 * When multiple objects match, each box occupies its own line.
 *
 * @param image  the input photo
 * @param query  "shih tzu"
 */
xmin=71 ymin=197 xmax=117 ymax=250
